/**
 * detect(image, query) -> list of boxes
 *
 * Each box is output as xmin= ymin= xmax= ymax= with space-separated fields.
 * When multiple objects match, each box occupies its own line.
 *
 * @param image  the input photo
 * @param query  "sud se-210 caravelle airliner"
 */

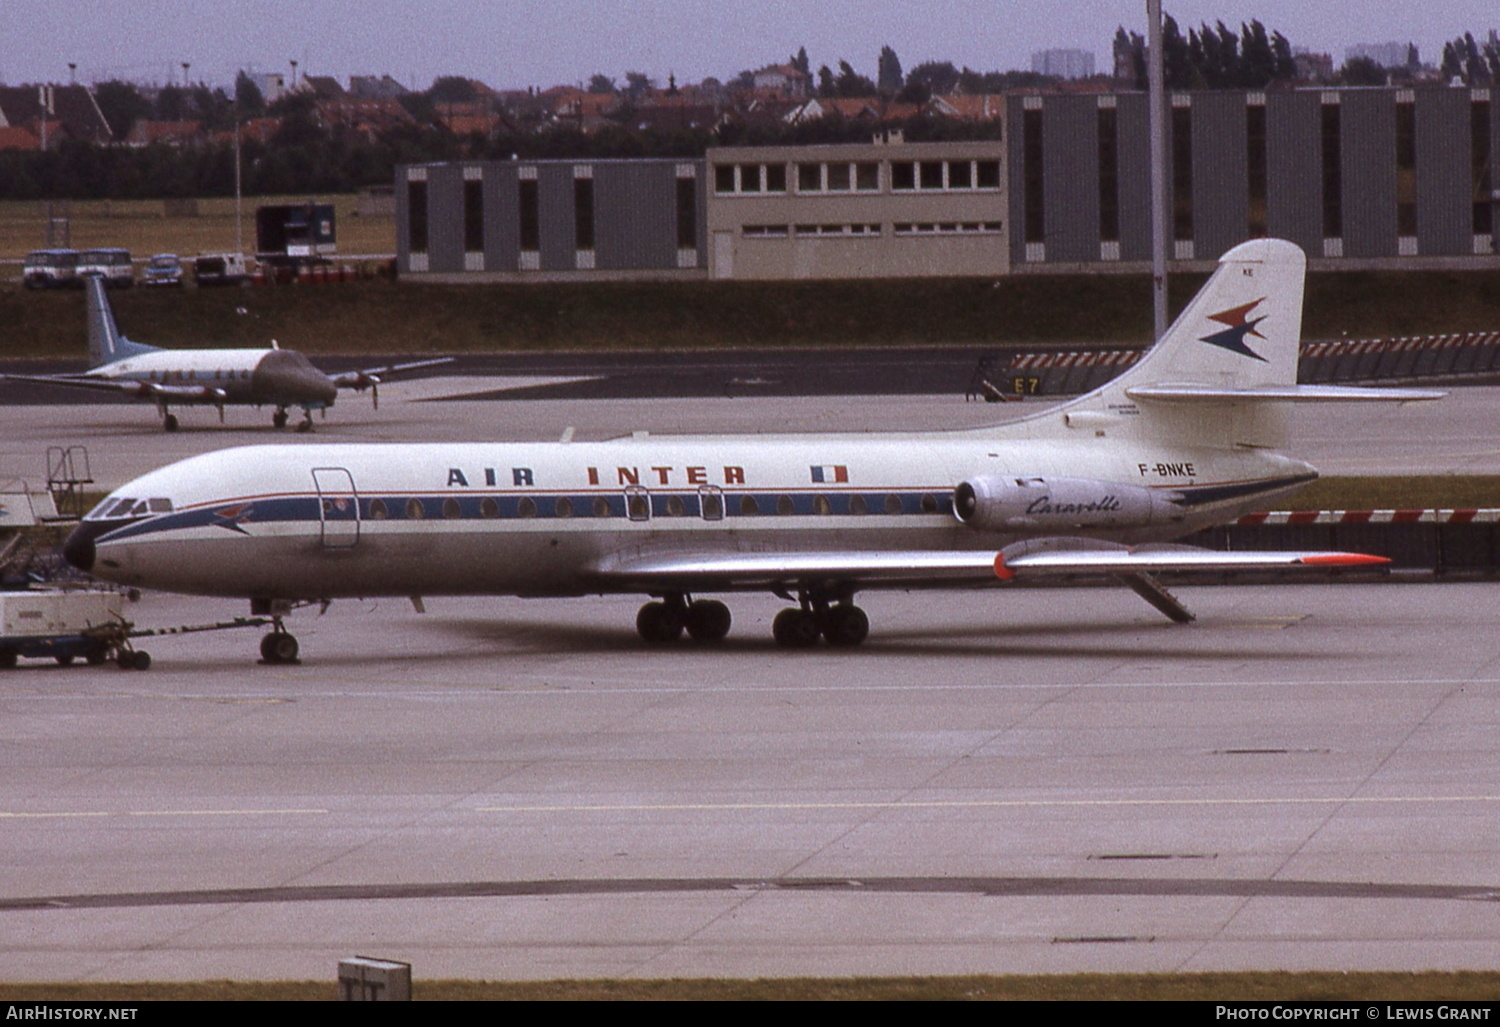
xmin=2 ymin=275 xmax=448 ymax=431
xmin=64 ymin=239 xmax=1441 ymax=663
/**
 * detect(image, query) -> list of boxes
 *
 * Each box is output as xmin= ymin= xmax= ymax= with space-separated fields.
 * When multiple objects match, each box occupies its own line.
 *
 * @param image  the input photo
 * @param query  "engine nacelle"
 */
xmin=952 ymin=474 xmax=1184 ymax=532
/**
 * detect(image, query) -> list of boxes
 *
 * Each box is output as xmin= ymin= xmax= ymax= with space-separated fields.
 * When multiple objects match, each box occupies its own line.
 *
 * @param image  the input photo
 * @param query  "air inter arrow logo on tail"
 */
xmin=1199 ymin=298 xmax=1268 ymax=361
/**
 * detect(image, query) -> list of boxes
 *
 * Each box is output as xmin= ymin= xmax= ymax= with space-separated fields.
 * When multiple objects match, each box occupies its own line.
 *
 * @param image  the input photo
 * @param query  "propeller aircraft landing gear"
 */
xmin=273 ymin=409 xmax=289 ymax=429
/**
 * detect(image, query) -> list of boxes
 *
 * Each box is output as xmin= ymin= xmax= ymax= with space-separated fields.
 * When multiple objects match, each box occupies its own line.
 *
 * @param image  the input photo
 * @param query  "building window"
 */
xmin=1247 ymin=102 xmax=1267 ymax=237
xmin=676 ymin=177 xmax=697 ymax=248
xmin=1321 ymin=102 xmax=1343 ymax=240
xmin=1023 ymin=108 xmax=1045 ymax=246
xmin=1171 ymin=105 xmax=1193 ymax=243
xmin=793 ymin=223 xmax=882 ymax=237
xmin=574 ymin=177 xmax=595 ymax=250
xmin=1098 ymin=106 xmax=1120 ymax=244
xmin=1396 ymin=101 xmax=1417 ymax=238
xmin=1475 ymin=97 xmax=1494 ymax=237
xmin=742 ymin=224 xmax=789 ymax=238
xmin=463 ymin=179 xmax=483 ymax=253
xmin=893 ymin=222 xmax=1001 ymax=235
xmin=407 ymin=181 xmax=428 ymax=254
xmin=891 ymin=159 xmax=1000 ymax=192
xmin=518 ymin=179 xmax=539 ymax=252
xmin=714 ymin=163 xmax=788 ymax=194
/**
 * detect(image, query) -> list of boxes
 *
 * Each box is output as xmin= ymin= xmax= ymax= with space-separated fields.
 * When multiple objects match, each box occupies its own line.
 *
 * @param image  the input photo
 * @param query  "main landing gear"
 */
xmin=632 ymin=592 xmax=870 ymax=648
xmin=771 ymin=596 xmax=869 ymax=649
xmin=636 ymin=595 xmax=732 ymax=643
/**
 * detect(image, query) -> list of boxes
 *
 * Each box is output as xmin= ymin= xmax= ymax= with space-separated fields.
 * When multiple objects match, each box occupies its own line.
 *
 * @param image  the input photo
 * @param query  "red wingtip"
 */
xmin=1298 ymin=553 xmax=1390 ymax=567
xmin=993 ymin=553 xmax=1014 ymax=581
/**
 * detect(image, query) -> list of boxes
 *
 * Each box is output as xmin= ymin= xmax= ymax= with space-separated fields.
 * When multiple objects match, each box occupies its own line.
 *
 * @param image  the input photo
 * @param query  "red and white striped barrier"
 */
xmin=1237 ymin=509 xmax=1500 ymax=526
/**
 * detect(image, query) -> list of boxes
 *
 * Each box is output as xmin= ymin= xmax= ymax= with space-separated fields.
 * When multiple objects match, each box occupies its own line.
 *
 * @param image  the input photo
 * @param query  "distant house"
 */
xmin=784 ymin=97 xmax=919 ymax=125
xmin=349 ymin=75 xmax=409 ymax=100
xmin=542 ymin=88 xmax=620 ymax=133
xmin=301 ymin=75 xmax=348 ymax=102
xmin=0 ymin=84 xmax=111 ymax=145
xmin=928 ymin=94 xmax=1006 ymax=122
xmin=623 ymin=104 xmax=726 ymax=133
xmin=0 ymin=124 xmax=41 ymax=151
xmin=318 ymin=98 xmax=414 ymax=140
xmin=752 ymin=64 xmax=812 ymax=100
xmin=123 ymin=119 xmax=204 ymax=147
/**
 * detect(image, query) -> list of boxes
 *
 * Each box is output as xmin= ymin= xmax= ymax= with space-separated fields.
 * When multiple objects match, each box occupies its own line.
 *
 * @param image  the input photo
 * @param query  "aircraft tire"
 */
xmin=273 ymin=410 xmax=289 ymax=428
xmin=0 ymin=648 xmax=17 ymax=669
xmin=85 ymin=645 xmax=109 ymax=665
xmin=636 ymin=601 xmax=684 ymax=644
xmin=260 ymin=632 xmax=299 ymax=664
xmin=685 ymin=600 xmax=731 ymax=642
xmin=131 ymin=650 xmax=151 ymax=671
xmin=772 ymin=608 xmax=821 ymax=648
xmin=823 ymin=605 xmax=870 ymax=647
xmin=163 ymin=414 xmax=179 ymax=432
xmin=55 ymin=654 xmax=75 ymax=666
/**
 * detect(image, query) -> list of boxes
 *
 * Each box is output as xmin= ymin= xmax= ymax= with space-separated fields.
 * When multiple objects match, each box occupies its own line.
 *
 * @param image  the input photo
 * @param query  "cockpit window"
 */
xmin=87 ymin=496 xmax=172 ymax=520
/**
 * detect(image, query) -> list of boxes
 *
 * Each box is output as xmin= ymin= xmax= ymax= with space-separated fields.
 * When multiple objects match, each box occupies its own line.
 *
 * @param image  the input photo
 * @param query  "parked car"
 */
xmin=76 ymin=248 xmax=134 ymax=288
xmin=193 ymin=252 xmax=250 ymax=287
xmin=142 ymin=253 xmax=184 ymax=287
xmin=22 ymin=249 xmax=79 ymax=289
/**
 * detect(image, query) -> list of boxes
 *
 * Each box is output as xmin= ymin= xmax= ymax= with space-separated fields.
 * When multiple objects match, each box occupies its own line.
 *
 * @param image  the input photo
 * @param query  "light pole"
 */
xmin=180 ymin=62 xmax=191 ymax=143
xmin=1147 ymin=0 xmax=1168 ymax=342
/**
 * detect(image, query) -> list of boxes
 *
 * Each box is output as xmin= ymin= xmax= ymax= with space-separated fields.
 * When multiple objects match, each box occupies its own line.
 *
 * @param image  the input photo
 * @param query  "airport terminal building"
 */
xmin=396 ymin=85 xmax=1499 ymax=282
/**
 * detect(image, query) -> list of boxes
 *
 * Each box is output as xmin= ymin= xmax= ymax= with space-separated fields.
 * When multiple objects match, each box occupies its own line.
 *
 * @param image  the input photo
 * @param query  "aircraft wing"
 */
xmin=329 ymin=357 xmax=454 ymax=391
xmin=590 ymin=540 xmax=1389 ymax=593
xmin=0 ymin=373 xmax=227 ymax=404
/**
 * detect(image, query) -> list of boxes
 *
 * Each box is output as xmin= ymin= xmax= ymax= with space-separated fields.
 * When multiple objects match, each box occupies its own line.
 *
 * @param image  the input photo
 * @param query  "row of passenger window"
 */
xmin=357 ymin=492 xmax=951 ymax=521
xmin=146 ymin=368 xmax=251 ymax=382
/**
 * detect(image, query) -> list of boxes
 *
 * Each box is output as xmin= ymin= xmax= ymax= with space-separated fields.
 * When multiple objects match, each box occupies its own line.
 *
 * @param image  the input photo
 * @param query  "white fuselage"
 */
xmin=77 ymin=430 xmax=1315 ymax=601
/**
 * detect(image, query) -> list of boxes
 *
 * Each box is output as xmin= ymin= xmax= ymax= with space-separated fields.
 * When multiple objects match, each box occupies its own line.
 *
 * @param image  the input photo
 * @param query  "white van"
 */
xmin=76 ymin=248 xmax=134 ymax=288
xmin=22 ymin=249 xmax=79 ymax=289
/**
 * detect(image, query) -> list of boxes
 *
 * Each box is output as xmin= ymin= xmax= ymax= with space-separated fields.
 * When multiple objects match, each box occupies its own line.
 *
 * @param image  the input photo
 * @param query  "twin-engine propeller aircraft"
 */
xmin=65 ymin=239 xmax=1441 ymax=662
xmin=2 ymin=275 xmax=448 ymax=431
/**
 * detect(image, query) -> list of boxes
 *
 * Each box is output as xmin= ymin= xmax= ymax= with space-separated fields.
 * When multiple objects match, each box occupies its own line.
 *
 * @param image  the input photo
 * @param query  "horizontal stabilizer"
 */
xmin=1126 ymin=383 xmax=1445 ymax=404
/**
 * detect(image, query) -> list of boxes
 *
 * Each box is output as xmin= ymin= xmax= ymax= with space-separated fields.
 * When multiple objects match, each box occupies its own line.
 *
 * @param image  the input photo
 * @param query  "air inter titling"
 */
xmin=445 ymin=466 xmax=749 ymax=488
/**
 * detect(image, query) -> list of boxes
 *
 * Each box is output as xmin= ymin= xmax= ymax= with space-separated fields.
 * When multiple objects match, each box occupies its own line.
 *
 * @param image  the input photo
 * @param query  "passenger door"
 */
xmin=312 ymin=467 xmax=360 ymax=548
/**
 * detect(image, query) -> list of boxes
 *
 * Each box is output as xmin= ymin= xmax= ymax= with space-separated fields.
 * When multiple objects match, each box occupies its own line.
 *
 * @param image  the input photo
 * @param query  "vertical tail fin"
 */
xmin=1109 ymin=237 xmax=1306 ymax=395
xmin=85 ymin=276 xmax=153 ymax=367
xmin=1041 ymin=239 xmax=1306 ymax=448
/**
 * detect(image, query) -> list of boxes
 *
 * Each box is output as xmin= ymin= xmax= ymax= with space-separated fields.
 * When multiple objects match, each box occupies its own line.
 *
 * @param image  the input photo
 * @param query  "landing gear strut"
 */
xmin=272 ymin=408 xmax=289 ymax=429
xmin=163 ymin=413 xmax=179 ymax=432
xmin=635 ymin=595 xmax=732 ymax=644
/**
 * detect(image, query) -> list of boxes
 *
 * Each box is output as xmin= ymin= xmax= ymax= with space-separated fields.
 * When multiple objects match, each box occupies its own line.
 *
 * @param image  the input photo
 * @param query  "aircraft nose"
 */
xmin=62 ymin=521 xmax=100 ymax=572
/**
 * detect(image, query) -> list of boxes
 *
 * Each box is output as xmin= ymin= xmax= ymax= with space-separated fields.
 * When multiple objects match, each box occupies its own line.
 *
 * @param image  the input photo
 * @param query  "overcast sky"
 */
xmin=3 ymin=1 xmax=1493 ymax=91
